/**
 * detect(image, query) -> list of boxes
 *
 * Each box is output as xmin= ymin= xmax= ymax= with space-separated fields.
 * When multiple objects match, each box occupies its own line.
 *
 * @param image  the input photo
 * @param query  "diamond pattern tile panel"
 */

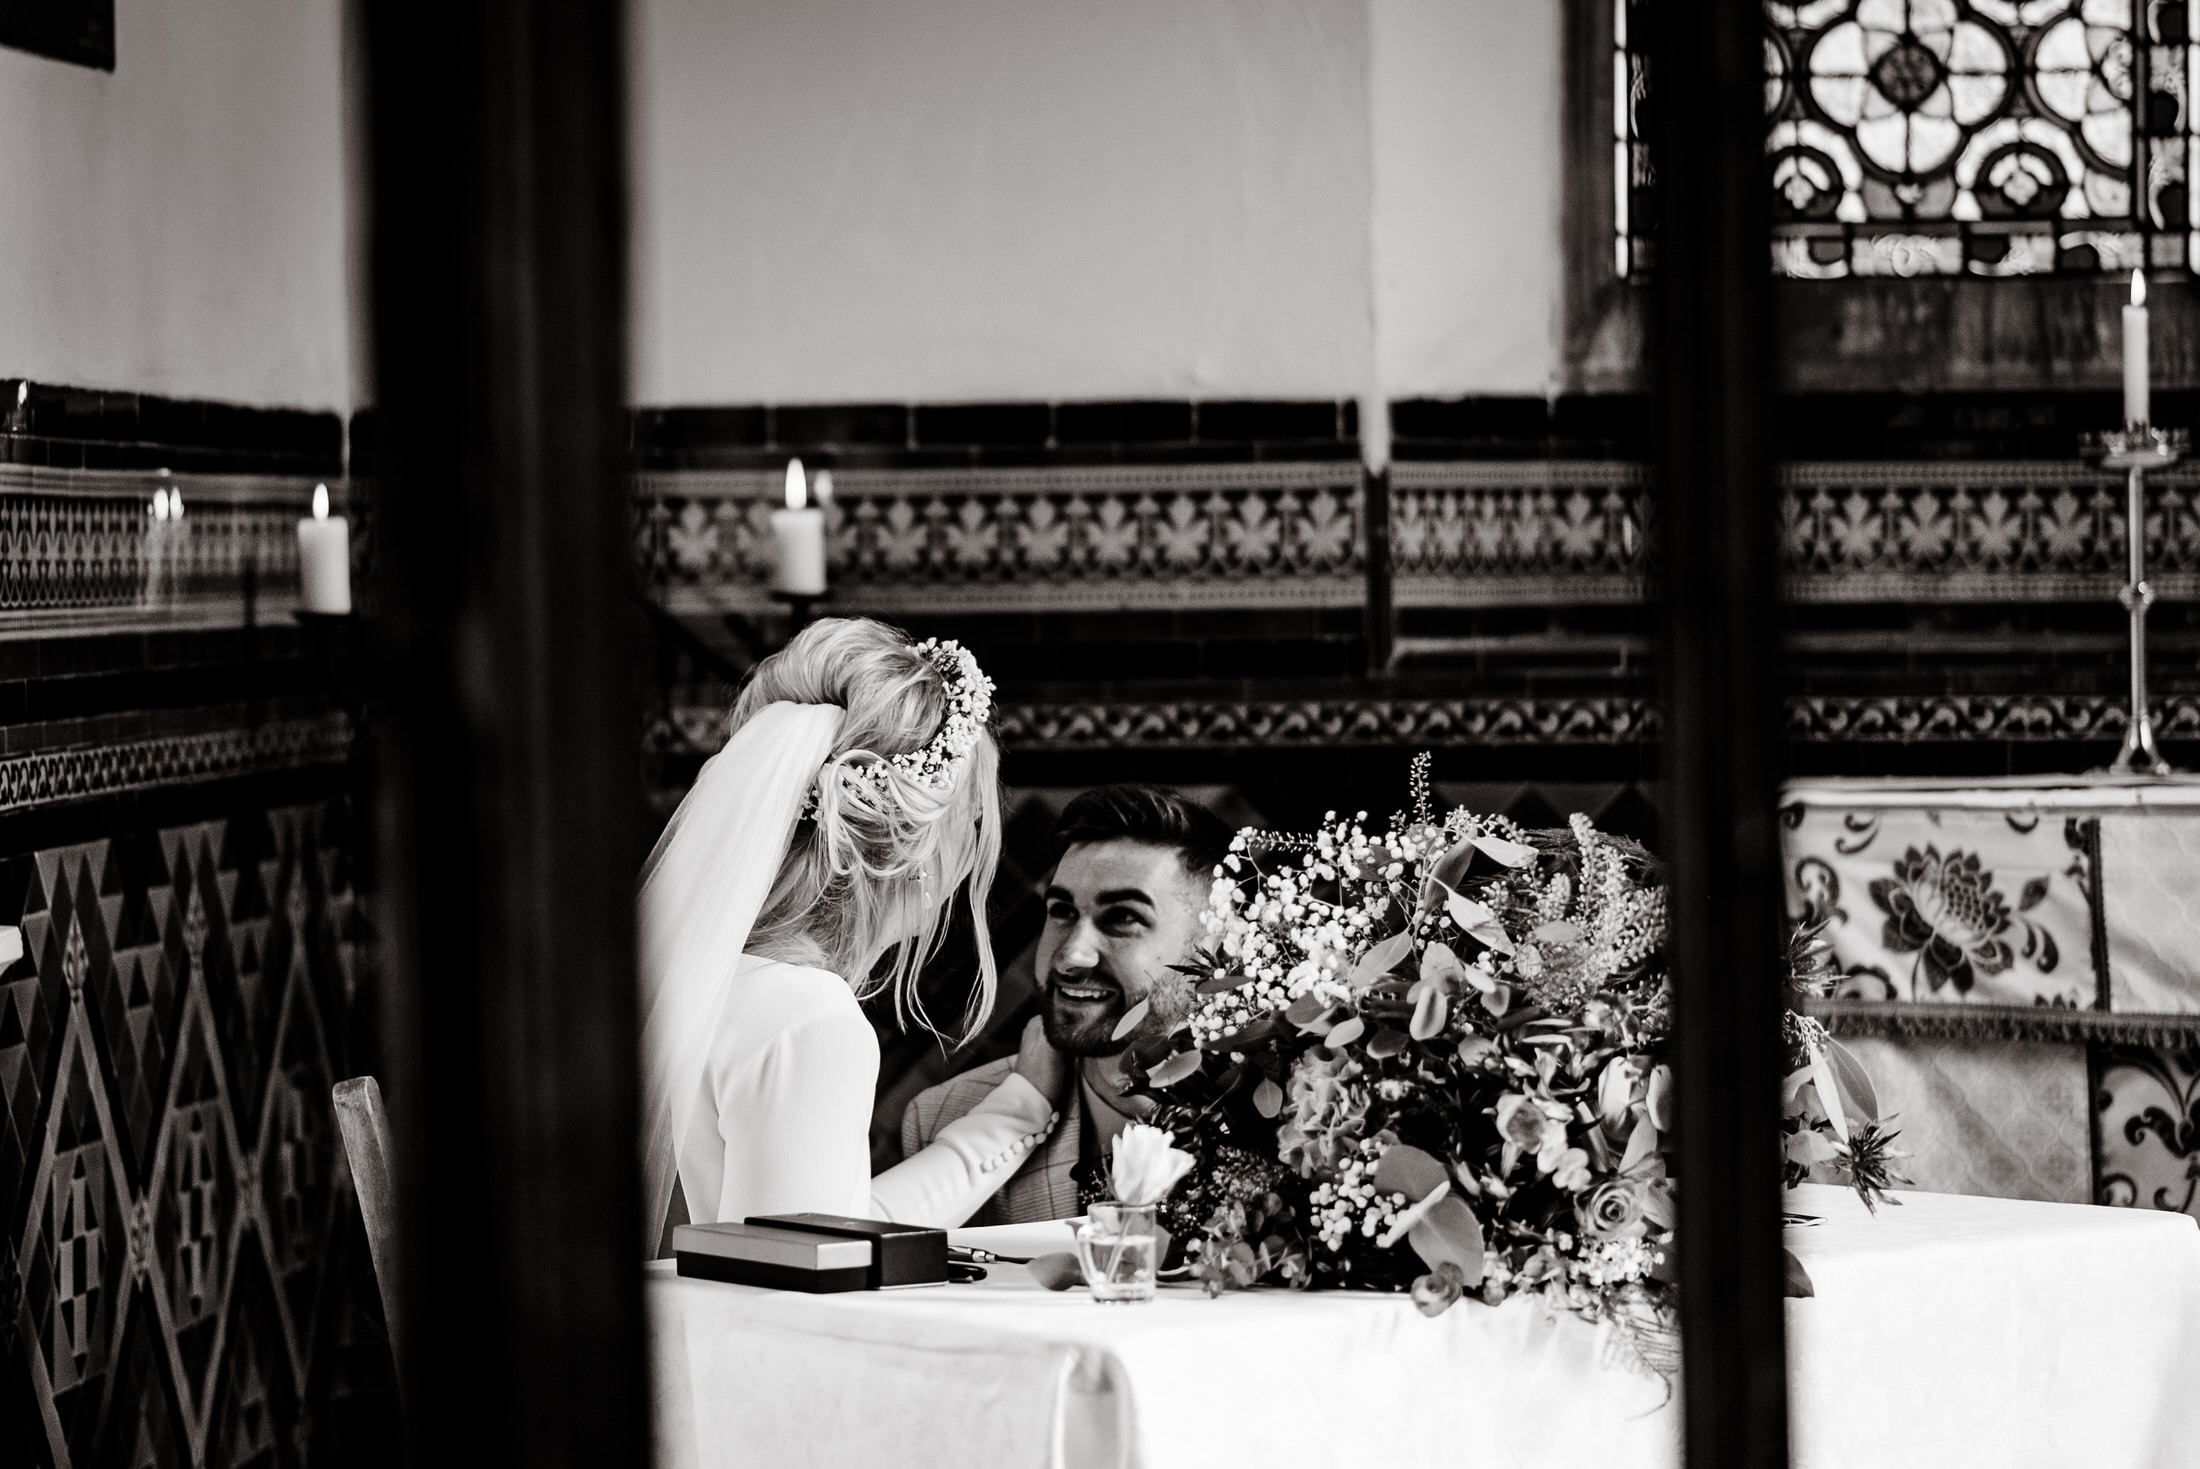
xmin=0 ymin=799 xmax=392 ymax=1468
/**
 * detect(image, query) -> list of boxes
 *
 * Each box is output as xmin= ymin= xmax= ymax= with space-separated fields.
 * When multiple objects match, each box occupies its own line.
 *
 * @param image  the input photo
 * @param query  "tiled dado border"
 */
xmin=645 ymin=691 xmax=2200 ymax=756
xmin=632 ymin=458 xmax=2200 ymax=613
xmin=0 ymin=465 xmax=361 ymax=634
xmin=0 ymin=710 xmax=354 ymax=810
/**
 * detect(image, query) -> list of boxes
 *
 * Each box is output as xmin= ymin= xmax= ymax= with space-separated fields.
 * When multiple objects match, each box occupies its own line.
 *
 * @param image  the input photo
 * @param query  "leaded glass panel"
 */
xmin=1616 ymin=0 xmax=2200 ymax=277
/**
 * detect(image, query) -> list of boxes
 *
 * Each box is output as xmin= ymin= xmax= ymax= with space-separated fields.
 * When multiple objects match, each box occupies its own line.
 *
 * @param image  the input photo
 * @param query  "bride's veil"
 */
xmin=636 ymin=700 xmax=844 ymax=1245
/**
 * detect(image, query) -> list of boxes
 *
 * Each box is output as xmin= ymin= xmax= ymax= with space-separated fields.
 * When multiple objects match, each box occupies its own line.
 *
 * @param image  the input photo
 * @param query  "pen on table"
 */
xmin=949 ymin=1246 xmax=1030 ymax=1265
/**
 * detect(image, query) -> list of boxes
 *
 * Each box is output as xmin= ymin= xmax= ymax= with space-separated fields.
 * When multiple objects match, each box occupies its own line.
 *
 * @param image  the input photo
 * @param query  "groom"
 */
xmin=900 ymin=784 xmax=1233 ymax=1225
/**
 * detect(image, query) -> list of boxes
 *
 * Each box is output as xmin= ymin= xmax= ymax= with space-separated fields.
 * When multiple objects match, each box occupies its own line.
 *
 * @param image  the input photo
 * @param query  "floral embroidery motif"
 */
xmin=1869 ymin=844 xmax=2056 ymax=997
xmin=2097 ymin=1044 xmax=2200 ymax=1217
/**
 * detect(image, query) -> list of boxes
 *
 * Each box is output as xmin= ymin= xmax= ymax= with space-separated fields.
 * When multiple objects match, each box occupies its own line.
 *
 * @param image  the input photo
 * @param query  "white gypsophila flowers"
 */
xmin=802 ymin=638 xmax=994 ymax=817
xmin=1191 ymin=812 xmax=1438 ymax=1045
xmin=1308 ymin=1145 xmax=1405 ymax=1253
xmin=1572 ymin=1236 xmax=1656 ymax=1287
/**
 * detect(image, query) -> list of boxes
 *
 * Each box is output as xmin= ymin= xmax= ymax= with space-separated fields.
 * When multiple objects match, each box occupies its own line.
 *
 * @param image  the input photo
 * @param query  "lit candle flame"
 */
xmin=152 ymin=489 xmax=169 ymax=521
xmin=2133 ymin=269 xmax=2147 ymax=308
xmin=813 ymin=469 xmax=834 ymax=505
xmin=313 ymin=483 xmax=330 ymax=520
xmin=784 ymin=458 xmax=807 ymax=511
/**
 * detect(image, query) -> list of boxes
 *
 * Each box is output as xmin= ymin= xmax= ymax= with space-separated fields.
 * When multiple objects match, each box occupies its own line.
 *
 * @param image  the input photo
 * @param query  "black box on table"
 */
xmin=672 ymin=1221 xmax=874 ymax=1293
xmin=747 ymin=1213 xmax=949 ymax=1290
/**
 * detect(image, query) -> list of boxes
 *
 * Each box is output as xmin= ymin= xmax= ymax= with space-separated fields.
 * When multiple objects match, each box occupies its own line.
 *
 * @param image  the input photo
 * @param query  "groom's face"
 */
xmin=1037 ymin=840 xmax=1205 ymax=1057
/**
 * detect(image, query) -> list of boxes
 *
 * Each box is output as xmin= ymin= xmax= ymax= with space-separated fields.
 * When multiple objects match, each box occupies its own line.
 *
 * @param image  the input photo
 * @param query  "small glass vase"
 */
xmin=1076 ymin=1202 xmax=1159 ymax=1303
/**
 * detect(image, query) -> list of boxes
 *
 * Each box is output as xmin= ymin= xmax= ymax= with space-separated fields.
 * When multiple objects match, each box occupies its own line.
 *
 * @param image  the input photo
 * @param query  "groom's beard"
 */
xmin=1040 ymin=970 xmax=1136 ymax=1056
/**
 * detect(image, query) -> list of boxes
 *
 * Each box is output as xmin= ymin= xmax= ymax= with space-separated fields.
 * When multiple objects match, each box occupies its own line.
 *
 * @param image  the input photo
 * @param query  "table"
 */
xmin=647 ymin=1185 xmax=2200 ymax=1469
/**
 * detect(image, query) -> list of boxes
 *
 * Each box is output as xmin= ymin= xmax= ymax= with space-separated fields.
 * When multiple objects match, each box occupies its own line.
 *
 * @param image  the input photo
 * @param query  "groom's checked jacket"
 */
xmin=902 ymin=1059 xmax=1084 ymax=1225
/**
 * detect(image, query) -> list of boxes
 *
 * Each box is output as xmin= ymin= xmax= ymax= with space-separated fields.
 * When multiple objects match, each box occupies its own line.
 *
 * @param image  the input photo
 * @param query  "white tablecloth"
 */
xmin=648 ymin=1185 xmax=2200 ymax=1469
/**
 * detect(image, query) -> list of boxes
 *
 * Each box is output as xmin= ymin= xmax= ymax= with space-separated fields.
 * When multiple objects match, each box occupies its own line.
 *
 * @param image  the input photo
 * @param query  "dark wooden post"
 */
xmin=1362 ymin=394 xmax=1395 ymax=676
xmin=363 ymin=0 xmax=647 ymax=1464
xmin=1651 ymin=1 xmax=1792 ymax=1467
xmin=1364 ymin=464 xmax=1395 ymax=675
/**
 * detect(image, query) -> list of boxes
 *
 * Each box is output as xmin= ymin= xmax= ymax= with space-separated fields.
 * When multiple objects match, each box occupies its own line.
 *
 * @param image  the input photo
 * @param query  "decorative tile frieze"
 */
xmin=649 ymin=690 xmax=2200 ymax=757
xmin=633 ymin=463 xmax=1367 ymax=613
xmin=1786 ymin=694 xmax=2200 ymax=744
xmin=0 ymin=715 xmax=354 ymax=812
xmin=0 ymin=466 xmax=361 ymax=636
xmin=1389 ymin=460 xmax=1650 ymax=606
xmin=647 ymin=695 xmax=1664 ymax=756
xmin=634 ymin=458 xmax=2200 ymax=613
xmin=993 ymin=696 xmax=1664 ymax=748
xmin=1782 ymin=460 xmax=2200 ymax=603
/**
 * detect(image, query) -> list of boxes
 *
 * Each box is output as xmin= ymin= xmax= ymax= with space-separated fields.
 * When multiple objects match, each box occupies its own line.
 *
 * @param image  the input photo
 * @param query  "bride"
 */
xmin=638 ymin=617 xmax=1063 ymax=1252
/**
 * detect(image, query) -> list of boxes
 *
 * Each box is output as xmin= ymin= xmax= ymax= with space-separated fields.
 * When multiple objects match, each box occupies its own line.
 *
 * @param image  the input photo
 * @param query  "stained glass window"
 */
xmin=1617 ymin=0 xmax=2200 ymax=277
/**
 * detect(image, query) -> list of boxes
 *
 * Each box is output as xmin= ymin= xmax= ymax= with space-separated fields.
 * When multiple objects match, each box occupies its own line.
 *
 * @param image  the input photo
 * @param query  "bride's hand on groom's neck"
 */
xmin=1011 ymin=1015 xmax=1072 ymax=1107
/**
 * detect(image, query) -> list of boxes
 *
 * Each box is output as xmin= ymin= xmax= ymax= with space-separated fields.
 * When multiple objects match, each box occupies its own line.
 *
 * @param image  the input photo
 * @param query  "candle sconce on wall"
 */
xmin=770 ymin=457 xmax=830 ymax=638
xmin=143 ymin=477 xmax=184 ymax=609
xmin=292 ymin=481 xmax=369 ymax=738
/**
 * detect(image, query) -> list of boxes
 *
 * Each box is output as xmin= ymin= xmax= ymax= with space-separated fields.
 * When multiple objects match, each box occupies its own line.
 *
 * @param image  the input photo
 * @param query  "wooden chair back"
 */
xmin=333 ymin=1075 xmax=403 ymax=1385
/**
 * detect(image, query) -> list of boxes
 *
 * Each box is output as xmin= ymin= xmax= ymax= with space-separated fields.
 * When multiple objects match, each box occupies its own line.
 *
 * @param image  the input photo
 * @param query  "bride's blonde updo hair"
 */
xmin=734 ymin=616 xmax=1003 ymax=1037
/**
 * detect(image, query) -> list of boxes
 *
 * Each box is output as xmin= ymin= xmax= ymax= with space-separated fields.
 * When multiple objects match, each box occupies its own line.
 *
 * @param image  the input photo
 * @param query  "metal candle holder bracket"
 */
xmin=2082 ymin=424 xmax=2189 ymax=775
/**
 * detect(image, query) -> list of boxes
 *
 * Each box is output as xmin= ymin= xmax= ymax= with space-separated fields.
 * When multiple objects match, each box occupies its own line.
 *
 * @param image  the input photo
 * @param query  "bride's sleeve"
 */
xmin=717 ymin=1011 xmax=883 ymax=1223
xmin=868 ymin=1071 xmax=1059 ymax=1228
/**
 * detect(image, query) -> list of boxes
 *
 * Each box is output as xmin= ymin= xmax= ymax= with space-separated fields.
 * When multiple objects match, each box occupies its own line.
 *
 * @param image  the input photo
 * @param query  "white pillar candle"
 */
xmin=298 ymin=482 xmax=353 ymax=614
xmin=2124 ymin=270 xmax=2150 ymax=428
xmin=771 ymin=458 xmax=827 ymax=596
xmin=1358 ymin=391 xmax=1391 ymax=474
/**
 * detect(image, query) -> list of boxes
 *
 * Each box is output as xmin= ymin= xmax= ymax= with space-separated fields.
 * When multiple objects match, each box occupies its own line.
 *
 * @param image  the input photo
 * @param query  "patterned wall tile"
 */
xmin=0 ymin=467 xmax=364 ymax=638
xmin=0 ymin=797 xmax=388 ymax=1469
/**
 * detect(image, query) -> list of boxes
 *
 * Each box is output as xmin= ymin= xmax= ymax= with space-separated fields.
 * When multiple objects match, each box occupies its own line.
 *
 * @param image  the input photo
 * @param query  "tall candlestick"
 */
xmin=2124 ymin=270 xmax=2150 ymax=428
xmin=297 ymin=482 xmax=353 ymax=614
xmin=771 ymin=458 xmax=827 ymax=597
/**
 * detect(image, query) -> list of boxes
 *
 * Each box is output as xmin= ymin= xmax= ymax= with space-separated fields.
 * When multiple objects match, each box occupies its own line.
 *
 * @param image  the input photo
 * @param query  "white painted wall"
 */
xmin=631 ymin=0 xmax=1381 ymax=405
xmin=0 ymin=0 xmax=354 ymax=410
xmin=1371 ymin=0 xmax=1561 ymax=398
xmin=631 ymin=0 xmax=1565 ymax=407
xmin=0 ymin=0 xmax=1562 ymax=412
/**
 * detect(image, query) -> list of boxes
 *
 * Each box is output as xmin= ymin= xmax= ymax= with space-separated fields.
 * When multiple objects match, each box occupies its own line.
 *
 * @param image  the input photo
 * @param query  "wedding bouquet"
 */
xmin=1117 ymin=756 xmax=1897 ymax=1367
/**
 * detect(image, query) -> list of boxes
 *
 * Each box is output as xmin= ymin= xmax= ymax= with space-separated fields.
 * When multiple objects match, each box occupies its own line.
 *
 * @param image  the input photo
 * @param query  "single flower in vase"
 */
xmin=1076 ymin=1124 xmax=1196 ymax=1304
xmin=1110 ymin=1123 xmax=1195 ymax=1206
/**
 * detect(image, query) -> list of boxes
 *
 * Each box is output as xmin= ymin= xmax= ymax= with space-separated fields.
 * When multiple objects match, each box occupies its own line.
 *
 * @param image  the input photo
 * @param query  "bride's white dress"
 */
xmin=640 ymin=700 xmax=1054 ymax=1244
xmin=677 ymin=955 xmax=1057 ymax=1228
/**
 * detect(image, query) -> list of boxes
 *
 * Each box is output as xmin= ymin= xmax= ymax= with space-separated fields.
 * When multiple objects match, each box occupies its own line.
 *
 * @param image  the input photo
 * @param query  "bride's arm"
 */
xmin=868 ymin=1065 xmax=1059 ymax=1228
xmin=717 ymin=1009 xmax=1060 ymax=1229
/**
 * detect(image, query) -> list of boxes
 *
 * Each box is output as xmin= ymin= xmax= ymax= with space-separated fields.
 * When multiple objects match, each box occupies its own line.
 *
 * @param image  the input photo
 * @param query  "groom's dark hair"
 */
xmin=1056 ymin=784 xmax=1234 ymax=882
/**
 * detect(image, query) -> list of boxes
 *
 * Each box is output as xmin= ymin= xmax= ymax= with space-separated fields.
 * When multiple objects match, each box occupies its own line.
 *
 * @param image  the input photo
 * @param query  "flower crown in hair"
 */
xmin=802 ymin=638 xmax=994 ymax=818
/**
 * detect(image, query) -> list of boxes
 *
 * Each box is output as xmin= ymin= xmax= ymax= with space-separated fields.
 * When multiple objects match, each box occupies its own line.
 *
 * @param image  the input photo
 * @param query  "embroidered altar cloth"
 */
xmin=1780 ymin=774 xmax=2200 ymax=1011
xmin=647 ymin=1185 xmax=2200 ymax=1469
